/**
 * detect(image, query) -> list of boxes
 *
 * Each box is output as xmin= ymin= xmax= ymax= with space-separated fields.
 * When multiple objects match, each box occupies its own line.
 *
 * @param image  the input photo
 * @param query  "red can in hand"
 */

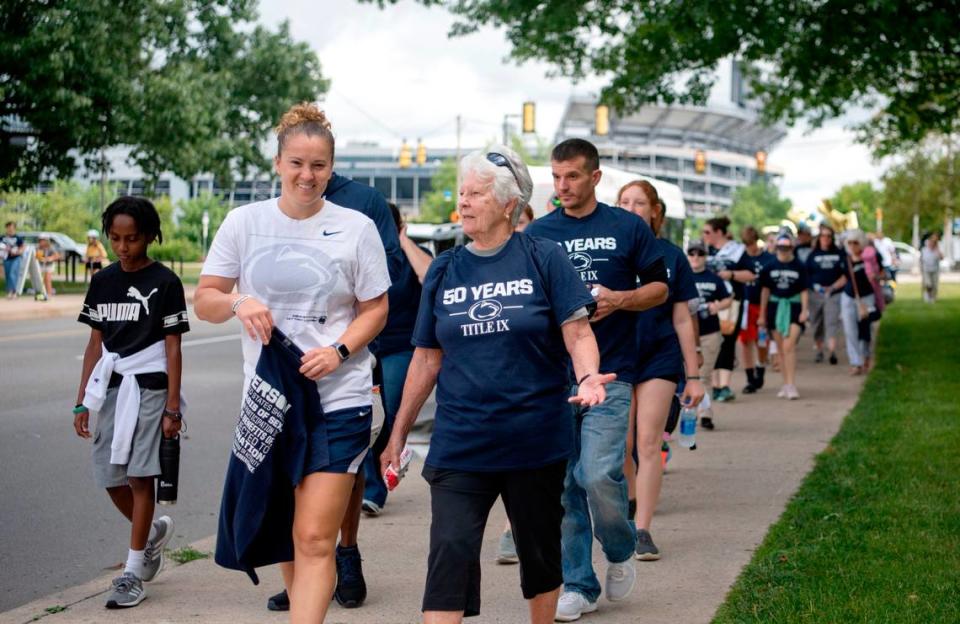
xmin=384 ymin=447 xmax=414 ymax=491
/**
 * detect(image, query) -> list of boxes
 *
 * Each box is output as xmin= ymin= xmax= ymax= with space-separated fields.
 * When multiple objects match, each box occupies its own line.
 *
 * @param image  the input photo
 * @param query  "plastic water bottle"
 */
xmin=757 ymin=326 xmax=769 ymax=348
xmin=679 ymin=407 xmax=697 ymax=449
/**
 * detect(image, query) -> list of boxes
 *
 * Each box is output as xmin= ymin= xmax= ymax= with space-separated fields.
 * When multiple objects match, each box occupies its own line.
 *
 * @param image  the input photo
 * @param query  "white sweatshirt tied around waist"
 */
xmin=82 ymin=340 xmax=185 ymax=465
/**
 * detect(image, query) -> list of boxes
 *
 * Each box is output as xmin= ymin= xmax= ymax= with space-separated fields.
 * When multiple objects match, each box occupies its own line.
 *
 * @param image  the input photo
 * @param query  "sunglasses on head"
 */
xmin=486 ymin=152 xmax=522 ymax=189
xmin=687 ymin=249 xmax=706 ymax=257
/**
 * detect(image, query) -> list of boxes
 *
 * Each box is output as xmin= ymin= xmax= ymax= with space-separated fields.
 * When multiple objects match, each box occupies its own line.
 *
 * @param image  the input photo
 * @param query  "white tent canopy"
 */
xmin=527 ymin=165 xmax=686 ymax=220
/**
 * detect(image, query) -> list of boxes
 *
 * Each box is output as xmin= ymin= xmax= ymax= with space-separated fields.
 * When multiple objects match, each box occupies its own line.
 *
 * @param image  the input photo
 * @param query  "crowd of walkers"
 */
xmin=70 ymin=102 xmax=898 ymax=623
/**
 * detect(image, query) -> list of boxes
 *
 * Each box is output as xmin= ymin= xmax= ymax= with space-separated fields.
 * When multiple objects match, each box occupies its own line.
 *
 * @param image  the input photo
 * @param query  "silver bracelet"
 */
xmin=231 ymin=294 xmax=251 ymax=315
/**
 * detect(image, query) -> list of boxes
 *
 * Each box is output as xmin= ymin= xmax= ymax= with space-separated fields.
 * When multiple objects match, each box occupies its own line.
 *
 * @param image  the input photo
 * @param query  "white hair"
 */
xmin=843 ymin=228 xmax=867 ymax=247
xmin=458 ymin=145 xmax=533 ymax=226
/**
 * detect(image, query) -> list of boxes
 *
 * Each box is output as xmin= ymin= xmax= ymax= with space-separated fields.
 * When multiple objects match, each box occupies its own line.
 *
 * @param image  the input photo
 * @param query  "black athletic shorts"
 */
xmin=421 ymin=460 xmax=566 ymax=617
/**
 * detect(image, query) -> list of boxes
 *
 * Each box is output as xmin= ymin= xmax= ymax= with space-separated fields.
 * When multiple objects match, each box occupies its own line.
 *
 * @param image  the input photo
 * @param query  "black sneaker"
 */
xmin=334 ymin=544 xmax=366 ymax=608
xmin=829 ymin=353 xmax=838 ymax=365
xmin=700 ymin=416 xmax=715 ymax=430
xmin=634 ymin=528 xmax=661 ymax=561
xmin=742 ymin=383 xmax=758 ymax=394
xmin=815 ymin=351 xmax=824 ymax=363
xmin=754 ymin=367 xmax=766 ymax=389
xmin=267 ymin=589 xmax=289 ymax=611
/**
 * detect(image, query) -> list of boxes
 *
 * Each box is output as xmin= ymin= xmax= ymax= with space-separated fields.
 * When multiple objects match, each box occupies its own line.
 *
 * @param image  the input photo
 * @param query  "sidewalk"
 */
xmin=0 ymin=286 xmax=197 ymax=322
xmin=0 ymin=344 xmax=865 ymax=624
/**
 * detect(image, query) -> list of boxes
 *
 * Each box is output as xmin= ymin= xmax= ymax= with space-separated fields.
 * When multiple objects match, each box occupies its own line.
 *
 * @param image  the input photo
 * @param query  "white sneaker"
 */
xmin=777 ymin=385 xmax=788 ymax=398
xmin=605 ymin=559 xmax=636 ymax=602
xmin=555 ymin=591 xmax=597 ymax=622
xmin=786 ymin=385 xmax=799 ymax=400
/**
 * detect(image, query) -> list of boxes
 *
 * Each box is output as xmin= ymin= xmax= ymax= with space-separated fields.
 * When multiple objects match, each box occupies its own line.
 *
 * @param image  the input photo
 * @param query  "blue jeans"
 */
xmin=561 ymin=380 xmax=635 ymax=602
xmin=4 ymin=255 xmax=22 ymax=293
xmin=362 ymin=349 xmax=414 ymax=507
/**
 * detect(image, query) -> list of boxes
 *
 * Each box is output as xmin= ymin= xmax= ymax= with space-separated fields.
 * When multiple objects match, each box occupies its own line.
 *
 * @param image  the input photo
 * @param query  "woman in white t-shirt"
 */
xmin=195 ymin=103 xmax=390 ymax=622
xmin=921 ymin=233 xmax=944 ymax=303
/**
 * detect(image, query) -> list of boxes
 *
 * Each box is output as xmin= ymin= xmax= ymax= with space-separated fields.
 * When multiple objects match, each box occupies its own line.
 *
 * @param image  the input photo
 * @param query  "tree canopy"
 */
xmin=1 ymin=0 xmax=328 ymax=189
xmin=727 ymin=179 xmax=792 ymax=235
xmin=364 ymin=0 xmax=959 ymax=156
xmin=880 ymin=141 xmax=959 ymax=241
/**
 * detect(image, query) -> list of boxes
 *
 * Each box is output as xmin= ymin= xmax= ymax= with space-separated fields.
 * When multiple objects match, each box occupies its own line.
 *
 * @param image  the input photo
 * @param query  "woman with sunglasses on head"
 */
xmin=616 ymin=181 xmax=703 ymax=561
xmin=805 ymin=225 xmax=847 ymax=365
xmin=839 ymin=230 xmax=877 ymax=375
xmin=757 ymin=233 xmax=810 ymax=400
xmin=382 ymin=145 xmax=614 ymax=624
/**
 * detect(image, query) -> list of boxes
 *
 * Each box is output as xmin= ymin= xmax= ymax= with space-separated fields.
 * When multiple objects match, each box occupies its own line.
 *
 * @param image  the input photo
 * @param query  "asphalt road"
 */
xmin=0 ymin=314 xmax=442 ymax=614
xmin=0 ymin=314 xmax=248 ymax=610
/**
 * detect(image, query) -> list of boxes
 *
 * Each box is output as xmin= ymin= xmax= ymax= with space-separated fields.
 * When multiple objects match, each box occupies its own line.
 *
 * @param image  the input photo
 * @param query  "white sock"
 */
xmin=124 ymin=549 xmax=146 ymax=578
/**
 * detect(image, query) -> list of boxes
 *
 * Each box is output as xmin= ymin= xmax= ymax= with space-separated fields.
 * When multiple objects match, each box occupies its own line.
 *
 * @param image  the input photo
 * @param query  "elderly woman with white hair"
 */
xmin=840 ymin=229 xmax=877 ymax=374
xmin=381 ymin=146 xmax=614 ymax=624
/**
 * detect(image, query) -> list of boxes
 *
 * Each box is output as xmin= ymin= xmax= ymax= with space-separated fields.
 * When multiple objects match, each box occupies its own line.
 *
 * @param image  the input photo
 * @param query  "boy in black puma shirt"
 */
xmin=74 ymin=197 xmax=189 ymax=608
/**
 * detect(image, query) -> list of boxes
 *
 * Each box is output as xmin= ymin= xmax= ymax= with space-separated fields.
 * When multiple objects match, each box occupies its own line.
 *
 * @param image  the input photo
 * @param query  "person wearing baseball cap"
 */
xmin=757 ymin=233 xmax=810 ymax=399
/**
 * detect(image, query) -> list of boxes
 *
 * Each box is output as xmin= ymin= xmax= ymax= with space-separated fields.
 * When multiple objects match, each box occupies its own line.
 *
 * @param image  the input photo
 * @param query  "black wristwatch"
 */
xmin=333 ymin=342 xmax=350 ymax=361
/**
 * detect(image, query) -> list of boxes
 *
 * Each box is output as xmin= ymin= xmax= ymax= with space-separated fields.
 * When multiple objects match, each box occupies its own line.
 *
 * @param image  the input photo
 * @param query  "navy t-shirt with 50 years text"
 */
xmin=525 ymin=202 xmax=663 ymax=383
xmin=412 ymin=233 xmax=594 ymax=472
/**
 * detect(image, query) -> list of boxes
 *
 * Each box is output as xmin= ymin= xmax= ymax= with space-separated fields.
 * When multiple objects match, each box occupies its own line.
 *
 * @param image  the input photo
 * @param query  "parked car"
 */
xmin=19 ymin=231 xmax=86 ymax=260
xmin=405 ymin=222 xmax=464 ymax=256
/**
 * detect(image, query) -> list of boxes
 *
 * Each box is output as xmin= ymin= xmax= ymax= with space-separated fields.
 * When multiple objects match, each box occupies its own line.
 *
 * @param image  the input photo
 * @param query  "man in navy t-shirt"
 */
xmin=526 ymin=139 xmax=668 ymax=620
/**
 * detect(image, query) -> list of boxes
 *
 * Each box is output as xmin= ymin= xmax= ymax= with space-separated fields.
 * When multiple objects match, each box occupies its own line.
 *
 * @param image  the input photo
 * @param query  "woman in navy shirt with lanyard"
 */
xmin=758 ymin=233 xmax=810 ymax=400
xmin=616 ymin=180 xmax=703 ymax=560
xmin=381 ymin=146 xmax=614 ymax=624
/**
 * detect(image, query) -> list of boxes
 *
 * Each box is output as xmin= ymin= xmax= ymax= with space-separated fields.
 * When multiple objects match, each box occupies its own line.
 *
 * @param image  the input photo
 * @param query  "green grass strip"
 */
xmin=713 ymin=282 xmax=960 ymax=624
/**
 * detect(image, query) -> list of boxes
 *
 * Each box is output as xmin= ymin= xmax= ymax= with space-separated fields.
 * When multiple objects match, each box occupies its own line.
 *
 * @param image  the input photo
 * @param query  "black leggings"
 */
xmin=715 ymin=300 xmax=743 ymax=371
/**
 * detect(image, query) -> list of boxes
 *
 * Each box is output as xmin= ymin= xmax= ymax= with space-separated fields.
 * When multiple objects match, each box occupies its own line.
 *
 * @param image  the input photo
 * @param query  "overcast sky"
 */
xmin=258 ymin=0 xmax=887 ymax=211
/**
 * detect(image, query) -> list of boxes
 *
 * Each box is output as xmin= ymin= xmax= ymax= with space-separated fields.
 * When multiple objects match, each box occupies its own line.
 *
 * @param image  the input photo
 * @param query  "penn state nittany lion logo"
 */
xmin=568 ymin=252 xmax=593 ymax=271
xmin=467 ymin=299 xmax=503 ymax=322
xmin=245 ymin=244 xmax=338 ymax=305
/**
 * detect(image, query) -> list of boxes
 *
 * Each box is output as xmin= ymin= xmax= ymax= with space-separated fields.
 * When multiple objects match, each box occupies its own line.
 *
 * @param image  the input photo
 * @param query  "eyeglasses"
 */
xmin=486 ymin=152 xmax=523 ymax=190
xmin=687 ymin=250 xmax=706 ymax=257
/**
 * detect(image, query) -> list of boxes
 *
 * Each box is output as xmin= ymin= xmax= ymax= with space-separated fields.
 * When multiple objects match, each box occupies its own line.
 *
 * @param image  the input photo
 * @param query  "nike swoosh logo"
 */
xmin=322 ymin=230 xmax=342 ymax=236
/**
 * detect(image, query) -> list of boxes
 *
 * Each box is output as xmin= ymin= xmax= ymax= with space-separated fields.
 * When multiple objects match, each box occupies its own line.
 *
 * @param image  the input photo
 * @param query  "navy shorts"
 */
xmin=304 ymin=405 xmax=372 ymax=475
xmin=636 ymin=333 xmax=683 ymax=384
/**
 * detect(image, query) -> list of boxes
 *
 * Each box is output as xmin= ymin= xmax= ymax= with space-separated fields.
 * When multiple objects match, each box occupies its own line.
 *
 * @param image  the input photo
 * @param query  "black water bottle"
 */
xmin=157 ymin=436 xmax=180 ymax=505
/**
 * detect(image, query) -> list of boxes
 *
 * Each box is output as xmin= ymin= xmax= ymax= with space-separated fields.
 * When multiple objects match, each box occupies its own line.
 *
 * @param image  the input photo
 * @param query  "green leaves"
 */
xmin=727 ymin=179 xmax=792 ymax=235
xmin=1 ymin=1 xmax=328 ymax=189
xmin=360 ymin=0 xmax=960 ymax=156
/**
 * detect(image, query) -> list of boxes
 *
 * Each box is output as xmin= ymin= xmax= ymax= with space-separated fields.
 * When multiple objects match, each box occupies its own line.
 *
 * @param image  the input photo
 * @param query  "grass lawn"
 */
xmin=713 ymin=282 xmax=960 ymax=623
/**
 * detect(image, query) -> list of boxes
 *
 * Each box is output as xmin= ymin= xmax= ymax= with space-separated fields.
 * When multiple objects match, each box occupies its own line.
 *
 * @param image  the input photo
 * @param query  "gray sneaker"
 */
xmin=496 ymin=529 xmax=518 ymax=564
xmin=105 ymin=573 xmax=146 ymax=609
xmin=142 ymin=515 xmax=174 ymax=582
xmin=604 ymin=559 xmax=636 ymax=602
xmin=634 ymin=528 xmax=661 ymax=561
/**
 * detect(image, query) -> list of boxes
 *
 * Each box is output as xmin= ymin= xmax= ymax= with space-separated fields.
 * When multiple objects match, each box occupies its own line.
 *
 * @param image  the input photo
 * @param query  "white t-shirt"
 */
xmin=921 ymin=246 xmax=941 ymax=272
xmin=202 ymin=198 xmax=391 ymax=412
xmin=875 ymin=237 xmax=897 ymax=268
